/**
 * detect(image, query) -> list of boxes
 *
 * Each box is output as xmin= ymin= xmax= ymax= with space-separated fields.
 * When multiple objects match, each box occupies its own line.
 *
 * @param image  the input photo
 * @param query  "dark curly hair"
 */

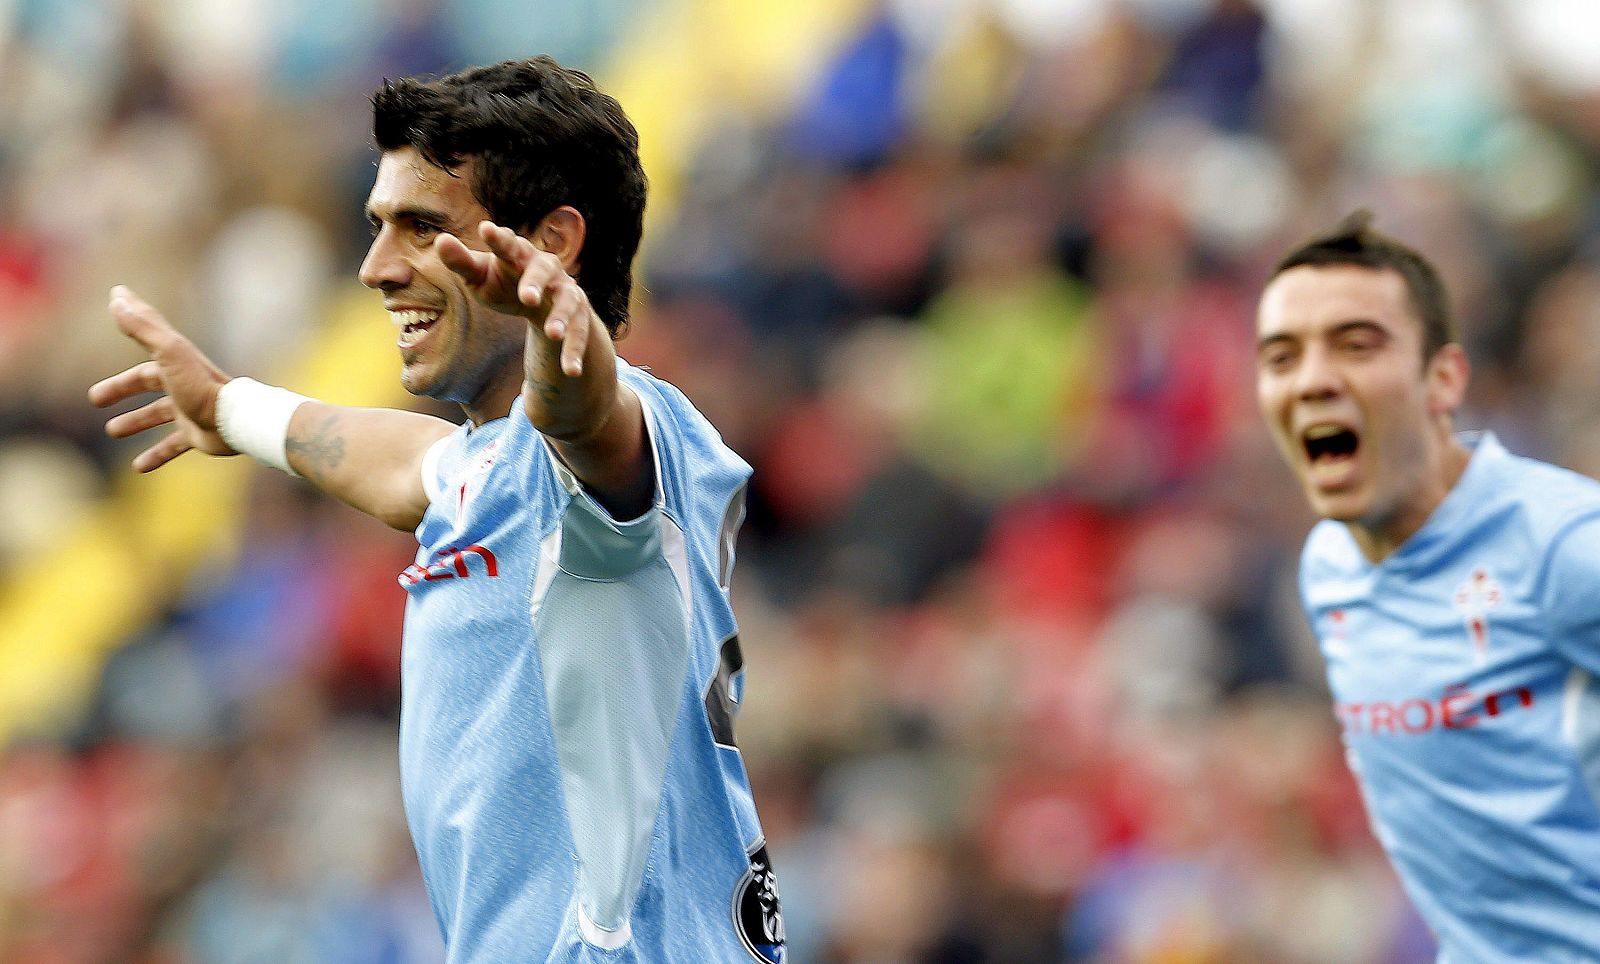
xmin=372 ymin=57 xmax=647 ymax=337
xmin=1273 ymin=210 xmax=1454 ymax=364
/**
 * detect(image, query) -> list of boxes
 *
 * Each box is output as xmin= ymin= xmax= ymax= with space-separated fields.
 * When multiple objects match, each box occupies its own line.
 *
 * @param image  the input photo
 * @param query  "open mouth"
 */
xmin=1302 ymin=424 xmax=1359 ymax=466
xmin=391 ymin=308 xmax=440 ymax=349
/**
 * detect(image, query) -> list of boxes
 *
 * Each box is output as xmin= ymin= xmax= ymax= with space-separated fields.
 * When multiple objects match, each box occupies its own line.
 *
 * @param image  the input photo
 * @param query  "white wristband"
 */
xmin=215 ymin=377 xmax=310 ymax=477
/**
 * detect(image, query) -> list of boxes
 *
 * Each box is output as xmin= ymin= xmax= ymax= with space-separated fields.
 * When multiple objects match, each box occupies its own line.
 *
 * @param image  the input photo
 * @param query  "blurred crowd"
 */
xmin=7 ymin=0 xmax=1600 ymax=960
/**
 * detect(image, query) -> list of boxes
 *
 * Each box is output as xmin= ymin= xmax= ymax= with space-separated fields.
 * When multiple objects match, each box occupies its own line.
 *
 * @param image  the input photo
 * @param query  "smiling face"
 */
xmin=359 ymin=146 xmax=526 ymax=420
xmin=1256 ymin=264 xmax=1470 ymax=555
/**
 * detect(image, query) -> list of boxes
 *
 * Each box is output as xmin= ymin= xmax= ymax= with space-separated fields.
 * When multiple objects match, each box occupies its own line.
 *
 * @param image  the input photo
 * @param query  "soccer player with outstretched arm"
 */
xmin=1257 ymin=212 xmax=1600 ymax=961
xmin=90 ymin=58 xmax=783 ymax=963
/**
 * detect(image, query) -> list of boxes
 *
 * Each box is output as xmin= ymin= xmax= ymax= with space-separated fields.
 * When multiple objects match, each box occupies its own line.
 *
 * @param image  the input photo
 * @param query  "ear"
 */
xmin=529 ymin=206 xmax=586 ymax=276
xmin=1426 ymin=343 xmax=1470 ymax=417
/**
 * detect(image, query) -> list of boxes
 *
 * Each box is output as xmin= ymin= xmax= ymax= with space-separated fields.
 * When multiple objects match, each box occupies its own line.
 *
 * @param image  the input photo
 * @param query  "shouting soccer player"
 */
xmin=90 ymin=58 xmax=783 ymax=963
xmin=1257 ymin=212 xmax=1600 ymax=960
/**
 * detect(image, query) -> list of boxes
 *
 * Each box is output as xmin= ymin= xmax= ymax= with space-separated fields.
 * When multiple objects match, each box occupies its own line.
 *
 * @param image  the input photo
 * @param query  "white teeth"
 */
xmin=388 ymin=308 xmax=440 ymax=329
xmin=1304 ymin=424 xmax=1348 ymax=440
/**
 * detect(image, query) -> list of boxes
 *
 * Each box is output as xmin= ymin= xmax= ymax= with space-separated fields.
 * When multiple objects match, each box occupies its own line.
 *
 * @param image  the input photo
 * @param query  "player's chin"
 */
xmin=399 ymin=359 xmax=443 ymax=398
xmin=1304 ymin=486 xmax=1369 ymax=523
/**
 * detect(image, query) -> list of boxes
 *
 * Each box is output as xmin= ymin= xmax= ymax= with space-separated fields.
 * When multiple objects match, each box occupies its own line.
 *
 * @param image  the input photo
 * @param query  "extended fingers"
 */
xmin=467 ymin=221 xmax=575 ymax=314
xmin=474 ymin=222 xmax=538 ymax=305
xmin=541 ymin=283 xmax=591 ymax=377
xmin=132 ymin=430 xmax=192 ymax=473
xmin=436 ymin=232 xmax=492 ymax=285
xmin=89 ymin=360 xmax=162 ymax=408
xmin=480 ymin=221 xmax=537 ymax=272
xmin=108 ymin=285 xmax=177 ymax=353
xmin=105 ymin=396 xmax=176 ymax=439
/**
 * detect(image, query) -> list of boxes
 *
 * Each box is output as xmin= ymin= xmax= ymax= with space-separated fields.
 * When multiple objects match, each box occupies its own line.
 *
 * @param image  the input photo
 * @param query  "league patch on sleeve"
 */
xmin=733 ymin=841 xmax=785 ymax=963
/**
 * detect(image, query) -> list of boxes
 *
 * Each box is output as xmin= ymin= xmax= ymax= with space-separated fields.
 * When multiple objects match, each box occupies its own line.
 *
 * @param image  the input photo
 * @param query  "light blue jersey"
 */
xmin=1301 ymin=433 xmax=1600 ymax=963
xmin=396 ymin=362 xmax=784 ymax=963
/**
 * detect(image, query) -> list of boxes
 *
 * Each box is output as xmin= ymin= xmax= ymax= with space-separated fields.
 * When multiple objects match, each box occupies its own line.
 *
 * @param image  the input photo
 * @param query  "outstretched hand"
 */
xmin=435 ymin=220 xmax=599 ymax=377
xmin=88 ymin=286 xmax=237 ymax=472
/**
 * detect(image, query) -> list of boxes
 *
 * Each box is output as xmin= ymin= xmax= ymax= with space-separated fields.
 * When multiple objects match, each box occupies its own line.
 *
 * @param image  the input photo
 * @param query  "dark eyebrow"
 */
xmin=1256 ymin=319 xmax=1392 ymax=354
xmin=366 ymin=204 xmax=459 ymax=232
xmin=1256 ymin=332 xmax=1297 ymax=355
xmin=1327 ymin=319 xmax=1391 ymax=340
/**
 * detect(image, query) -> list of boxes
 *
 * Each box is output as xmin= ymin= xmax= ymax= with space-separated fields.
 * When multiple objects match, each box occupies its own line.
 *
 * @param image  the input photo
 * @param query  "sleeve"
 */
xmin=606 ymin=367 xmax=752 ymax=597
xmin=1539 ymin=512 xmax=1600 ymax=675
xmin=621 ymin=369 xmax=751 ymax=520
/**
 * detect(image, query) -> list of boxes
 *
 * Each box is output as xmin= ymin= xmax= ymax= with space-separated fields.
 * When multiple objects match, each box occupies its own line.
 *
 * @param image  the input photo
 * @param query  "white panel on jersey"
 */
xmin=1563 ymin=667 xmax=1600 ymax=801
xmin=577 ymin=902 xmax=633 ymax=950
xmin=530 ymin=490 xmax=691 ymax=943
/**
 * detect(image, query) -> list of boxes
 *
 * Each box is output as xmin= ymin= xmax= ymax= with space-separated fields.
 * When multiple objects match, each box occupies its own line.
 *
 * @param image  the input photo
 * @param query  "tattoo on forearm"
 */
xmin=286 ymin=412 xmax=346 ymax=481
xmin=528 ymin=376 xmax=562 ymax=405
xmin=526 ymin=328 xmax=568 ymax=393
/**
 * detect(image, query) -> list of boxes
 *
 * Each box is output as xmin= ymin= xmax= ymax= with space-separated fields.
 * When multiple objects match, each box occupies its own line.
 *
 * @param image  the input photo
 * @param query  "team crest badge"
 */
xmin=1452 ymin=566 xmax=1502 ymax=661
xmin=733 ymin=841 xmax=785 ymax=963
xmin=457 ymin=440 xmax=499 ymax=511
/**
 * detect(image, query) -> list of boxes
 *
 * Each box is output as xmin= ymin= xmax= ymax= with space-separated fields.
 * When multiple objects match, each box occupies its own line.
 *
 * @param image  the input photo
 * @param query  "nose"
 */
xmin=359 ymin=227 xmax=411 ymax=291
xmin=1294 ymin=343 xmax=1343 ymax=400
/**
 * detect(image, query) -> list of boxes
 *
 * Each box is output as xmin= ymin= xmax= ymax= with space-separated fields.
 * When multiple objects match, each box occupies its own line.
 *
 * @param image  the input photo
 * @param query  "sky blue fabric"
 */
xmin=1301 ymin=433 xmax=1600 ymax=963
xmin=396 ymin=363 xmax=782 ymax=962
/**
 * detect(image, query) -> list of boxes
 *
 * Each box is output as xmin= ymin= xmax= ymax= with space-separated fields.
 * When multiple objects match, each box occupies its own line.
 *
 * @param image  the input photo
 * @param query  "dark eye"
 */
xmin=413 ymin=221 xmax=441 ymax=241
xmin=1259 ymin=347 xmax=1294 ymax=372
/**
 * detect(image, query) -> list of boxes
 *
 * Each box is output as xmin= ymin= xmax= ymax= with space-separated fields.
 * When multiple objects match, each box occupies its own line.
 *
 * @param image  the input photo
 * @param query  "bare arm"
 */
xmin=283 ymin=402 xmax=454 ymax=530
xmin=90 ymin=286 xmax=454 ymax=531
xmin=437 ymin=221 xmax=653 ymax=519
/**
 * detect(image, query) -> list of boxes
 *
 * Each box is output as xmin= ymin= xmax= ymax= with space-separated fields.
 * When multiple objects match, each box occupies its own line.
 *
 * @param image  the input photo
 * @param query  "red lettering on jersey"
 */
xmin=1369 ymin=702 xmax=1398 ymax=734
xmin=1398 ymin=698 xmax=1434 ymax=734
xmin=1344 ymin=675 xmax=1542 ymax=736
xmin=397 ymin=544 xmax=501 ymax=586
xmin=1484 ymin=687 xmax=1533 ymax=717
xmin=460 ymin=544 xmax=498 ymax=576
xmin=1441 ymin=685 xmax=1480 ymax=729
xmin=1338 ymin=703 xmax=1365 ymax=734
xmin=1341 ymin=684 xmax=1533 ymax=738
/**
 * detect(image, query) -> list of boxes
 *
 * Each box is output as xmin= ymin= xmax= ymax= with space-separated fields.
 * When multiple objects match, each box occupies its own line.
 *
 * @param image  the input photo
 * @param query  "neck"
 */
xmin=1348 ymin=431 xmax=1473 ymax=563
xmin=462 ymin=372 xmax=522 ymax=427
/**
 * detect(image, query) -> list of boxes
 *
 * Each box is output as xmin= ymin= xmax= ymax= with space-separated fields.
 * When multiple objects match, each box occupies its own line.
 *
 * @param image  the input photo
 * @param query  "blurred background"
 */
xmin=4 ymin=0 xmax=1600 ymax=959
